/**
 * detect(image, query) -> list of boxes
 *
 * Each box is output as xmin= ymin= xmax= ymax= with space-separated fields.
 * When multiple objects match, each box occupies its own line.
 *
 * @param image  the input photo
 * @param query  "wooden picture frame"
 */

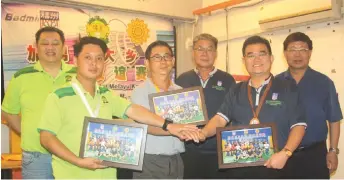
xmin=148 ymin=86 xmax=208 ymax=125
xmin=216 ymin=123 xmax=278 ymax=169
xmin=79 ymin=117 xmax=148 ymax=171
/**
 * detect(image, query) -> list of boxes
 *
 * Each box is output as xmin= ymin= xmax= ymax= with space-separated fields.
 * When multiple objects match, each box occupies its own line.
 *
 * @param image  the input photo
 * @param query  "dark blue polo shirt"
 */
xmin=176 ymin=68 xmax=236 ymax=153
xmin=276 ymin=67 xmax=342 ymax=147
xmin=217 ymin=77 xmax=307 ymax=150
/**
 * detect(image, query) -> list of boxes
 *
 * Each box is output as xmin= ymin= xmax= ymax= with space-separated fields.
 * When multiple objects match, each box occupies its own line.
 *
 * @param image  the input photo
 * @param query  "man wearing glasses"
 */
xmin=176 ymin=33 xmax=236 ymax=178
xmin=276 ymin=32 xmax=342 ymax=178
xmin=130 ymin=41 xmax=193 ymax=179
xmin=198 ymin=35 xmax=306 ymax=178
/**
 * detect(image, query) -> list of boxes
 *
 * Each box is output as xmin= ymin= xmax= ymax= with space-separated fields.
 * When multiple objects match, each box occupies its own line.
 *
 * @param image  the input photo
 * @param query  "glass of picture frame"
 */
xmin=79 ymin=117 xmax=148 ymax=171
xmin=216 ymin=123 xmax=278 ymax=169
xmin=148 ymin=86 xmax=208 ymax=125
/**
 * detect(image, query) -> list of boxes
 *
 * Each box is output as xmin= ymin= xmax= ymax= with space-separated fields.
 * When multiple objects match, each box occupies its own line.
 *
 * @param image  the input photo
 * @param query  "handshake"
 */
xmin=166 ymin=123 xmax=209 ymax=143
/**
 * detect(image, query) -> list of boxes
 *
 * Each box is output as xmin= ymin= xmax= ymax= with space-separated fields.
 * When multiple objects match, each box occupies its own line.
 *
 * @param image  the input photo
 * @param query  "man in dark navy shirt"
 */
xmin=199 ymin=35 xmax=307 ymax=179
xmin=276 ymin=32 xmax=342 ymax=178
xmin=176 ymin=33 xmax=236 ymax=179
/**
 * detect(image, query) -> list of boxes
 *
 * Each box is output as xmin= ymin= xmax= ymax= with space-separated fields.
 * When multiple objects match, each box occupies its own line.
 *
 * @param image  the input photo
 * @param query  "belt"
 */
xmin=294 ymin=141 xmax=325 ymax=152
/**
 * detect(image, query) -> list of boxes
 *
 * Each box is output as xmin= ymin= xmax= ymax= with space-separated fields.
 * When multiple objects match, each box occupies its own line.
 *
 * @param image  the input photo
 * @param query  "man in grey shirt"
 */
xmin=131 ymin=40 xmax=185 ymax=179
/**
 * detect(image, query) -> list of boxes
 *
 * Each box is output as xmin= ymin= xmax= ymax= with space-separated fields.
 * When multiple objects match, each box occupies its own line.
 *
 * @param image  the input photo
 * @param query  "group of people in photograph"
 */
xmin=1 ymin=25 xmax=342 ymax=179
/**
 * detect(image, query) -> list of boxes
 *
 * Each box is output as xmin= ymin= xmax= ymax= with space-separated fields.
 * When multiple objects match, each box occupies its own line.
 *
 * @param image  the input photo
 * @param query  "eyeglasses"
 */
xmin=286 ymin=48 xmax=309 ymax=54
xmin=245 ymin=52 xmax=269 ymax=60
xmin=193 ymin=47 xmax=216 ymax=53
xmin=150 ymin=54 xmax=173 ymax=62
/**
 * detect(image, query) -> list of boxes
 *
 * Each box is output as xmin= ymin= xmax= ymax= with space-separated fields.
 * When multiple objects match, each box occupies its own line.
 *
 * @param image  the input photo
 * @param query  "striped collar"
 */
xmin=248 ymin=74 xmax=272 ymax=88
xmin=193 ymin=67 xmax=217 ymax=76
xmin=34 ymin=60 xmax=72 ymax=73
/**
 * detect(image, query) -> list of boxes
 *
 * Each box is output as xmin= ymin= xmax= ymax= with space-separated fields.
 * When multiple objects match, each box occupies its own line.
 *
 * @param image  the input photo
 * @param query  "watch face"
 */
xmin=329 ymin=148 xmax=339 ymax=154
xmin=166 ymin=118 xmax=173 ymax=123
xmin=283 ymin=149 xmax=292 ymax=157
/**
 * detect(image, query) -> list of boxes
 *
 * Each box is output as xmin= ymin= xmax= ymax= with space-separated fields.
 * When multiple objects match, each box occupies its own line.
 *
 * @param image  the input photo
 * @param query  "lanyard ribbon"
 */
xmin=72 ymin=83 xmax=100 ymax=118
xmin=247 ymin=77 xmax=272 ymax=124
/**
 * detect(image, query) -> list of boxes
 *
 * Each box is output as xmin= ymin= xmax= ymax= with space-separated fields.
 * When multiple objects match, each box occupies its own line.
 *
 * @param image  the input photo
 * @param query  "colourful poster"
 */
xmin=1 ymin=3 xmax=175 ymax=99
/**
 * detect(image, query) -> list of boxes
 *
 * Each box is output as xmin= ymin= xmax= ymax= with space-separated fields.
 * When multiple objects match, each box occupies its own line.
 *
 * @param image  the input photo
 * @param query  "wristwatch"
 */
xmin=162 ymin=118 xmax=173 ymax=131
xmin=329 ymin=147 xmax=340 ymax=155
xmin=282 ymin=148 xmax=293 ymax=157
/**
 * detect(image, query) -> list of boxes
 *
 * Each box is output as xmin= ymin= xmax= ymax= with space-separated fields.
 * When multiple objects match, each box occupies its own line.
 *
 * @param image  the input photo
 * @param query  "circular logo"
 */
xmin=86 ymin=16 xmax=110 ymax=43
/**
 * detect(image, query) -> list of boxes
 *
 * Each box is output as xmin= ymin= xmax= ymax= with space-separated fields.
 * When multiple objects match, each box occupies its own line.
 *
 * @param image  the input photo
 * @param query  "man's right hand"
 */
xmin=198 ymin=129 xmax=207 ymax=142
xmin=181 ymin=129 xmax=207 ymax=143
xmin=76 ymin=157 xmax=107 ymax=170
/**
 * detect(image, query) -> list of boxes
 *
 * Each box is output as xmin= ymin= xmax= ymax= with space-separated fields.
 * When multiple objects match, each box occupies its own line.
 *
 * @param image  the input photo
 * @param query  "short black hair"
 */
xmin=242 ymin=36 xmax=272 ymax=56
xmin=283 ymin=32 xmax=313 ymax=50
xmin=73 ymin=36 xmax=108 ymax=57
xmin=145 ymin=40 xmax=173 ymax=59
xmin=35 ymin=26 xmax=65 ymax=44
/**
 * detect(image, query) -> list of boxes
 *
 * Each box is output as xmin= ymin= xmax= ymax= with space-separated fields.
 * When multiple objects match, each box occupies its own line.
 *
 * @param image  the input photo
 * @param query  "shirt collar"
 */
xmin=72 ymin=76 xmax=101 ymax=95
xmin=283 ymin=66 xmax=313 ymax=81
xmin=148 ymin=78 xmax=178 ymax=92
xmin=34 ymin=60 xmax=71 ymax=73
xmin=248 ymin=74 xmax=272 ymax=88
xmin=194 ymin=67 xmax=217 ymax=76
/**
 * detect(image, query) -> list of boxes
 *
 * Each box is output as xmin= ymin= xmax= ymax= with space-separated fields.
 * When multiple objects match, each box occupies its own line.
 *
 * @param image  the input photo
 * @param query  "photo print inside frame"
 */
xmin=80 ymin=117 xmax=148 ymax=171
xmin=148 ymin=86 xmax=208 ymax=125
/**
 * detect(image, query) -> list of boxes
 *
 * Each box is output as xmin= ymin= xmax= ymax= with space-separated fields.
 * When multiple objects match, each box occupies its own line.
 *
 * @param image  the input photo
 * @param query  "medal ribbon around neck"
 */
xmin=247 ymin=78 xmax=272 ymax=125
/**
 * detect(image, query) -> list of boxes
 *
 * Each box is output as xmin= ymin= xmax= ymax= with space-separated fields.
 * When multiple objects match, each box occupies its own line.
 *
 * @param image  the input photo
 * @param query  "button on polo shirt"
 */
xmin=2 ymin=61 xmax=76 ymax=153
xmin=38 ymin=77 xmax=132 ymax=179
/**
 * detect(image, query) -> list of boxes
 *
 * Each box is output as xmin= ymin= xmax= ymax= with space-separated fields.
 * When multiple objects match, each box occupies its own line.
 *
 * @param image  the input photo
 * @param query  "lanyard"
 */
xmin=152 ymin=78 xmax=172 ymax=92
xmin=72 ymin=83 xmax=100 ymax=118
xmin=247 ymin=77 xmax=272 ymax=124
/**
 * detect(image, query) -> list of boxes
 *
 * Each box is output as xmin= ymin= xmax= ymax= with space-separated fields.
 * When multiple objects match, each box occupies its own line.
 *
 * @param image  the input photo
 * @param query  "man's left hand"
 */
xmin=264 ymin=151 xmax=289 ymax=169
xmin=327 ymin=151 xmax=338 ymax=174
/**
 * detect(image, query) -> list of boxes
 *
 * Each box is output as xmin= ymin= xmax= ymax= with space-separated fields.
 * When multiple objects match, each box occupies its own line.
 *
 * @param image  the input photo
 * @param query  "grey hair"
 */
xmin=193 ymin=33 xmax=218 ymax=50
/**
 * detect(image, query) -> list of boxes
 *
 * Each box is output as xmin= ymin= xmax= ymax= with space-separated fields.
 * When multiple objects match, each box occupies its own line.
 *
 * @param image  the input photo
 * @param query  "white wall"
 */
xmin=201 ymin=0 xmax=344 ymax=178
xmin=55 ymin=0 xmax=202 ymax=20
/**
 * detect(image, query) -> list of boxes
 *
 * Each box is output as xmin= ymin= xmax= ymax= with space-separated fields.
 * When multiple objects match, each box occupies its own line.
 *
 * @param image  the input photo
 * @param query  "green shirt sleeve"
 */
xmin=109 ymin=91 xmax=132 ymax=119
xmin=38 ymin=93 xmax=62 ymax=135
xmin=1 ymin=75 xmax=21 ymax=114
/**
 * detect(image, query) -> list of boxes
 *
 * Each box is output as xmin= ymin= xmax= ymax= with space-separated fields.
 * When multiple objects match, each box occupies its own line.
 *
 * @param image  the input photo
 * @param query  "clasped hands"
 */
xmin=166 ymin=123 xmax=206 ymax=143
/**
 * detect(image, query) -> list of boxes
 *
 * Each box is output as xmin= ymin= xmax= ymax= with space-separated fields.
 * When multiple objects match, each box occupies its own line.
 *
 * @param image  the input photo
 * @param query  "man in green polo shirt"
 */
xmin=38 ymin=36 xmax=199 ymax=179
xmin=1 ymin=27 xmax=75 ymax=179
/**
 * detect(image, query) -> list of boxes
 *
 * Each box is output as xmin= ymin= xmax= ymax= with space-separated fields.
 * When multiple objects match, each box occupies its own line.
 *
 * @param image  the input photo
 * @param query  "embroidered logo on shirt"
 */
xmin=65 ymin=75 xmax=72 ymax=82
xmin=212 ymin=81 xmax=225 ymax=91
xmin=212 ymin=85 xmax=226 ymax=91
xmin=266 ymin=100 xmax=282 ymax=106
xmin=272 ymin=93 xmax=278 ymax=100
xmin=102 ymin=96 xmax=109 ymax=104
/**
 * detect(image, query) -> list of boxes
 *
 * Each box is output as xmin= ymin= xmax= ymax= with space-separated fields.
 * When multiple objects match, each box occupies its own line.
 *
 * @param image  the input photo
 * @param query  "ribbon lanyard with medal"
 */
xmin=72 ymin=83 xmax=100 ymax=118
xmin=247 ymin=78 xmax=272 ymax=125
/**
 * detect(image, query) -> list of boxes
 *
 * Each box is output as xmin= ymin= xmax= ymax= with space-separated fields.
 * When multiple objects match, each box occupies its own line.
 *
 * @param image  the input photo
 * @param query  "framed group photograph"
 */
xmin=79 ymin=117 xmax=148 ymax=171
xmin=148 ymin=86 xmax=208 ymax=125
xmin=216 ymin=123 xmax=278 ymax=169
